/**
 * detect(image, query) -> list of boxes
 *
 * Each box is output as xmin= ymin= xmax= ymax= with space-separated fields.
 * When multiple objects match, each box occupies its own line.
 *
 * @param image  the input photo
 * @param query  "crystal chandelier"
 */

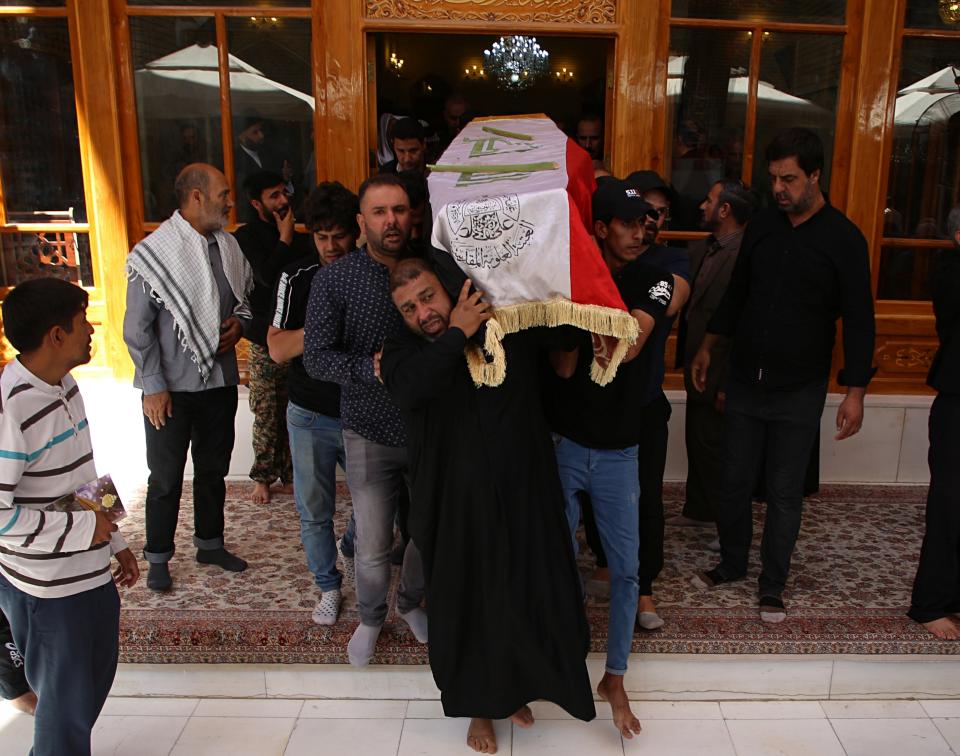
xmin=483 ymin=36 xmax=550 ymax=90
xmin=940 ymin=0 xmax=960 ymax=24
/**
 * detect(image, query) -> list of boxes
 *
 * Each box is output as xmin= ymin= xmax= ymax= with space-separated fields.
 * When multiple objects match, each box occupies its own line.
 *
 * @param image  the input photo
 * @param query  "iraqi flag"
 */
xmin=428 ymin=114 xmax=637 ymax=386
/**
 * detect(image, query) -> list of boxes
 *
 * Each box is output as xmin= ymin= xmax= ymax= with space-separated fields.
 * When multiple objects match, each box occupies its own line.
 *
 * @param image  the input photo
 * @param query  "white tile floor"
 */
xmin=4 ymin=697 xmax=960 ymax=755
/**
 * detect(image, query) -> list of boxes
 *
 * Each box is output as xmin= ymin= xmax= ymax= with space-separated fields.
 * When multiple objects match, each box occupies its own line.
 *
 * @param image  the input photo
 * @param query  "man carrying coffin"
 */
xmin=382 ymin=255 xmax=596 ymax=754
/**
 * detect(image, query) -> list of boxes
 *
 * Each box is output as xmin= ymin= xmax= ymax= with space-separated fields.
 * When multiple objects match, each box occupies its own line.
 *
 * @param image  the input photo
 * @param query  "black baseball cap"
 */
xmin=592 ymin=178 xmax=658 ymax=225
xmin=624 ymin=170 xmax=673 ymax=198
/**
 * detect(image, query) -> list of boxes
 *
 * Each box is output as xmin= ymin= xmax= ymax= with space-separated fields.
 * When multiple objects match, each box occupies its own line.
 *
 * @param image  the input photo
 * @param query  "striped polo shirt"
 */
xmin=0 ymin=359 xmax=127 ymax=598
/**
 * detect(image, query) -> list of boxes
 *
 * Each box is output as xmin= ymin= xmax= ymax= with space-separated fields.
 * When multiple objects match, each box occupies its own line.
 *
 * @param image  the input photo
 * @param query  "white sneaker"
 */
xmin=337 ymin=538 xmax=355 ymax=583
xmin=312 ymin=589 xmax=341 ymax=626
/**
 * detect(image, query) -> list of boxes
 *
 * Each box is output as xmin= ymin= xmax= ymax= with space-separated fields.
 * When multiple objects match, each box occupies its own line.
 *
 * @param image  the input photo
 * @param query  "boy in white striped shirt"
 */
xmin=0 ymin=278 xmax=139 ymax=756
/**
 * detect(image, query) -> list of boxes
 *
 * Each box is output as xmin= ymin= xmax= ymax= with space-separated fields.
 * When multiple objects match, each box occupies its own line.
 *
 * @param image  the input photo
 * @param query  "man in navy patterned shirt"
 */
xmin=304 ymin=174 xmax=426 ymax=666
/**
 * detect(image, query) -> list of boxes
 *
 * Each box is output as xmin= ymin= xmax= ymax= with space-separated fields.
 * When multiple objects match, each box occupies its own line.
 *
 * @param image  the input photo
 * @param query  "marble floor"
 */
xmin=3 ymin=695 xmax=960 ymax=755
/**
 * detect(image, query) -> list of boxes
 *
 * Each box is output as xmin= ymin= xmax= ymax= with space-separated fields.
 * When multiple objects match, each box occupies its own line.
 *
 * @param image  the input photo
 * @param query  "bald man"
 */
xmin=124 ymin=163 xmax=254 ymax=592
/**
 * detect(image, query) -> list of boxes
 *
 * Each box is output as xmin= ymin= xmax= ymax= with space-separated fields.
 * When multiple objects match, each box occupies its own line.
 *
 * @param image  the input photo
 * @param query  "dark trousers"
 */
xmin=638 ymin=392 xmax=670 ymax=595
xmin=0 ymin=608 xmax=29 ymax=700
xmin=144 ymin=386 xmax=238 ymax=561
xmin=714 ymin=378 xmax=827 ymax=598
xmin=683 ymin=398 xmax=724 ymax=523
xmin=582 ymin=392 xmax=671 ymax=595
xmin=909 ymin=393 xmax=960 ymax=623
xmin=0 ymin=576 xmax=120 ymax=756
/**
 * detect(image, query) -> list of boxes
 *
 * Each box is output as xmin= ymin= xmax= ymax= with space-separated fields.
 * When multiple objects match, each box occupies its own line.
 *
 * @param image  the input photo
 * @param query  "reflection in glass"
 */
xmin=877 ymin=245 xmax=950 ymax=301
xmin=752 ymin=33 xmax=842 ymax=195
xmin=0 ymin=18 xmax=86 ymax=223
xmin=666 ymin=29 xmax=751 ymax=230
xmin=905 ymin=0 xmax=960 ymax=29
xmin=131 ymin=16 xmax=222 ymax=222
xmin=0 ymin=231 xmax=94 ymax=287
xmin=671 ymin=0 xmax=846 ymax=24
xmin=226 ymin=17 xmax=313 ymax=222
xmin=886 ymin=40 xmax=959 ymax=241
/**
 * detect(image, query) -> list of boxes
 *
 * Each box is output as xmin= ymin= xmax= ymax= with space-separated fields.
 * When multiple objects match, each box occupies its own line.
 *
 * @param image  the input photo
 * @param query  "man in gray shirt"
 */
xmin=124 ymin=163 xmax=253 ymax=592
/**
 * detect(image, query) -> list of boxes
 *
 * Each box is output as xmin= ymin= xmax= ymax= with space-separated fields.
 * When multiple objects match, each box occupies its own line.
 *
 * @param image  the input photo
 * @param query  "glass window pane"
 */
xmin=0 ymin=231 xmax=94 ymax=287
xmin=666 ymin=28 xmax=751 ymax=230
xmin=0 ymin=1 xmax=63 ymax=5
xmin=751 ymin=33 xmax=842 ymax=197
xmin=0 ymin=17 xmax=86 ymax=223
xmin=131 ymin=16 xmax=222 ymax=222
xmin=227 ymin=17 xmax=313 ymax=222
xmin=671 ymin=0 xmax=846 ymax=24
xmin=877 ymin=245 xmax=950 ymax=301
xmin=885 ymin=39 xmax=959 ymax=241
xmin=905 ymin=1 xmax=960 ymax=29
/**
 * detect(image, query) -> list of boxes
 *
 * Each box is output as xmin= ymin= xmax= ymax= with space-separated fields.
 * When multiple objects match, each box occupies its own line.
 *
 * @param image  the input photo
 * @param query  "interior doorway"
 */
xmin=367 ymin=32 xmax=614 ymax=172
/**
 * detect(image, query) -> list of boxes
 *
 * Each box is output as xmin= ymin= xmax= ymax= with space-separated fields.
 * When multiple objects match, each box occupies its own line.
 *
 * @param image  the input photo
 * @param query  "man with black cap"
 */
xmin=616 ymin=169 xmax=692 ymax=629
xmin=546 ymin=178 xmax=674 ymax=741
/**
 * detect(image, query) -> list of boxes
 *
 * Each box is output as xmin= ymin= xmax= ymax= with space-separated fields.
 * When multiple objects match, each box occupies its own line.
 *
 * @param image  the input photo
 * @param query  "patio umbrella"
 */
xmin=134 ymin=43 xmax=314 ymax=121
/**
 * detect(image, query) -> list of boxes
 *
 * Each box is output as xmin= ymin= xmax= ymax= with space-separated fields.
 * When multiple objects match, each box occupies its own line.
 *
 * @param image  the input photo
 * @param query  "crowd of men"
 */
xmin=0 ymin=115 xmax=958 ymax=756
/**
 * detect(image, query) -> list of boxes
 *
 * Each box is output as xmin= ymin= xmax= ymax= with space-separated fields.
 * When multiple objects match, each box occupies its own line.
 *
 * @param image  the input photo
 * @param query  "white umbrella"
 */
xmin=667 ymin=56 xmax=829 ymax=113
xmin=894 ymin=66 xmax=960 ymax=126
xmin=135 ymin=43 xmax=314 ymax=120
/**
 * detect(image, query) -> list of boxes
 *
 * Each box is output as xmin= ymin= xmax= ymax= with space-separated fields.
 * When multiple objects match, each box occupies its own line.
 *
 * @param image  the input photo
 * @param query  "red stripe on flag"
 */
xmin=565 ymin=138 xmax=627 ymax=312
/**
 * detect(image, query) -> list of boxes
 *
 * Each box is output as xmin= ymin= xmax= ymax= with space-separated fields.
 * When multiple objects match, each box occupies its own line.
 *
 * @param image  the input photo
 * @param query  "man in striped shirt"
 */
xmin=0 ymin=278 xmax=139 ymax=756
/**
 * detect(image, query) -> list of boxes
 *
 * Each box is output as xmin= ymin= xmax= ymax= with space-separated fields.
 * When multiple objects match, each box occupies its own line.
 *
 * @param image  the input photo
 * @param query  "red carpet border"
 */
xmin=117 ymin=482 xmax=956 ymax=663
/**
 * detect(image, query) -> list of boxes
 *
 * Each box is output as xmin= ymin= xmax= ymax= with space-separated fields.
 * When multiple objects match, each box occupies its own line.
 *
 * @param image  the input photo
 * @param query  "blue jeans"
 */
xmin=287 ymin=402 xmax=354 ymax=592
xmin=554 ymin=436 xmax=640 ymax=676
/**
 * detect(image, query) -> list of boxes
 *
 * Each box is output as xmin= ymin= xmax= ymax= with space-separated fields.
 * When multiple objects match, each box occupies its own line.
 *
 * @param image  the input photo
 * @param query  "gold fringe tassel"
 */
xmin=464 ymin=299 xmax=639 ymax=388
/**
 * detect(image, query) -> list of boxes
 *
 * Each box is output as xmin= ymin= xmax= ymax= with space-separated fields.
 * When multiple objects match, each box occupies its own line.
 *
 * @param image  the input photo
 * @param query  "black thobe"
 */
xmin=382 ymin=325 xmax=596 ymax=722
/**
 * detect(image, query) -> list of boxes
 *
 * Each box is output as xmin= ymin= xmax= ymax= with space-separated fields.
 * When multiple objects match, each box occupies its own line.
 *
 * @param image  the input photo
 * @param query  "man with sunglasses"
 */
xmin=621 ymin=170 xmax=692 ymax=630
xmin=234 ymin=171 xmax=312 ymax=505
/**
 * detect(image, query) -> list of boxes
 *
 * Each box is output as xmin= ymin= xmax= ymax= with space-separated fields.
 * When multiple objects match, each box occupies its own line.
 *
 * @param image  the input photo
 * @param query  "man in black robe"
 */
xmin=381 ymin=257 xmax=595 ymax=754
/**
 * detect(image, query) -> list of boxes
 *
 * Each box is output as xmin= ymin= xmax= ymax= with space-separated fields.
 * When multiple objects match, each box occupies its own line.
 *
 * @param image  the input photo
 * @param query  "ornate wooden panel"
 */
xmin=365 ymin=0 xmax=616 ymax=24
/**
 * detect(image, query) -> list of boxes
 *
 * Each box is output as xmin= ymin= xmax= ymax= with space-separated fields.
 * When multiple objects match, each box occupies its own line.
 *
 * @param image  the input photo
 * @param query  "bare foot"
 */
xmin=510 ymin=705 xmax=534 ymax=728
xmin=9 ymin=690 xmax=37 ymax=716
xmin=597 ymin=672 xmax=642 ymax=740
xmin=466 ymin=718 xmax=497 ymax=753
xmin=922 ymin=617 xmax=960 ymax=640
xmin=251 ymin=482 xmax=271 ymax=504
xmin=638 ymin=595 xmax=657 ymax=614
xmin=275 ymin=482 xmax=294 ymax=495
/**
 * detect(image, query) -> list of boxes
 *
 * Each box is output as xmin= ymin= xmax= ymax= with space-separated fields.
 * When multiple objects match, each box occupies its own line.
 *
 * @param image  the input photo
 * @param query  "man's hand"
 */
xmin=274 ymin=208 xmax=295 ymax=245
xmin=217 ymin=317 xmax=243 ymax=355
xmin=373 ymin=349 xmax=383 ymax=384
xmin=113 ymin=547 xmax=140 ymax=588
xmin=690 ymin=346 xmax=711 ymax=393
xmin=90 ymin=510 xmax=117 ymax=548
xmin=835 ymin=387 xmax=866 ymax=440
xmin=623 ymin=309 xmax=655 ymax=363
xmin=449 ymin=280 xmax=492 ymax=339
xmin=143 ymin=390 xmax=173 ymax=430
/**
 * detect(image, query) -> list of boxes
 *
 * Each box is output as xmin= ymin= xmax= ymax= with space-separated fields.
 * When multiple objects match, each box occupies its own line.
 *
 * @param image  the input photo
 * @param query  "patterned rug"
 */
xmin=117 ymin=482 xmax=954 ymax=663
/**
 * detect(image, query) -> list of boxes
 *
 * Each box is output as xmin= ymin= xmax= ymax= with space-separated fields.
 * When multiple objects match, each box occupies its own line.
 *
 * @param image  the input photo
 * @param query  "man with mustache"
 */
xmin=382 ymin=256 xmax=596 ymax=754
xmin=234 ymin=171 xmax=311 ymax=505
xmin=303 ymin=174 xmax=426 ymax=665
xmin=690 ymin=128 xmax=876 ymax=623
xmin=124 ymin=163 xmax=254 ymax=592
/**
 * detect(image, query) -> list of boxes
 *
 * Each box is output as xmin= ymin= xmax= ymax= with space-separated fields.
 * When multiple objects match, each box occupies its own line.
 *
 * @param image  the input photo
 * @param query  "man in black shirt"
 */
xmin=690 ymin=128 xmax=876 ymax=623
xmin=908 ymin=205 xmax=960 ymax=640
xmin=267 ymin=182 xmax=359 ymax=627
xmin=234 ymin=171 xmax=311 ymax=504
xmin=379 ymin=118 xmax=427 ymax=177
xmin=548 ymin=179 xmax=673 ymax=741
